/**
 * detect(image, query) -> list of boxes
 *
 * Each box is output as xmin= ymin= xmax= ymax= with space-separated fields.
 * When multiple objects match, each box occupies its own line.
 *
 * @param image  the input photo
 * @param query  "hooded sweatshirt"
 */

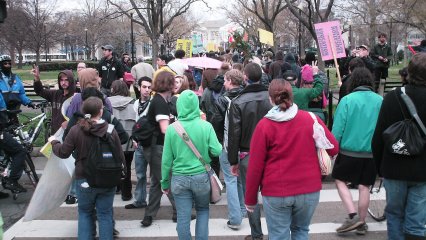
xmin=34 ymin=70 xmax=76 ymax=132
xmin=108 ymin=96 xmax=136 ymax=150
xmin=161 ymin=90 xmax=222 ymax=190
xmin=52 ymin=119 xmax=125 ymax=179
xmin=244 ymin=105 xmax=339 ymax=205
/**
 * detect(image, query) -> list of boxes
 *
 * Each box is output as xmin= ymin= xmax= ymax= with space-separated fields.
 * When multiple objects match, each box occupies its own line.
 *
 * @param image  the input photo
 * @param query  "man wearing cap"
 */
xmin=349 ymin=45 xmax=376 ymax=74
xmin=97 ymin=45 xmax=124 ymax=96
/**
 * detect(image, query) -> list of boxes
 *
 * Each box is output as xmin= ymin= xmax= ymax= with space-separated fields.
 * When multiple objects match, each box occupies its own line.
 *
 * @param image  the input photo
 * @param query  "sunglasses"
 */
xmin=3 ymin=62 xmax=11 ymax=65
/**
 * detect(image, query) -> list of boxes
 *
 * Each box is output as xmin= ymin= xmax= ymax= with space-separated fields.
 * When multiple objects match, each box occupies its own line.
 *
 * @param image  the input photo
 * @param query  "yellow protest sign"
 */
xmin=176 ymin=39 xmax=193 ymax=58
xmin=206 ymin=42 xmax=217 ymax=52
xmin=258 ymin=28 xmax=274 ymax=46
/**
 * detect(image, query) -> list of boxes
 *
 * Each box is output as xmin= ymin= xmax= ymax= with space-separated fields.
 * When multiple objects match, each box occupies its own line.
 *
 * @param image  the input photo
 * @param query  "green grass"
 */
xmin=14 ymin=65 xmax=61 ymax=81
xmin=18 ymin=112 xmax=48 ymax=148
xmin=326 ymin=63 xmax=404 ymax=90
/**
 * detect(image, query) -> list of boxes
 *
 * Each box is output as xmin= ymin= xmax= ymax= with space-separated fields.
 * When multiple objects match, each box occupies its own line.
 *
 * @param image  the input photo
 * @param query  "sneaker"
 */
xmin=125 ymin=203 xmax=147 ymax=209
xmin=65 ymin=195 xmax=77 ymax=204
xmin=336 ymin=215 xmax=364 ymax=233
xmin=172 ymin=213 xmax=196 ymax=223
xmin=2 ymin=178 xmax=27 ymax=193
xmin=141 ymin=216 xmax=153 ymax=227
xmin=0 ymin=191 xmax=9 ymax=199
xmin=113 ymin=228 xmax=119 ymax=236
xmin=355 ymin=223 xmax=368 ymax=235
xmin=227 ymin=221 xmax=240 ymax=230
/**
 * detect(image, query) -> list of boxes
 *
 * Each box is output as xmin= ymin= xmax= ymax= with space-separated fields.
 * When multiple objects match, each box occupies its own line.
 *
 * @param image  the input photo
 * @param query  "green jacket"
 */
xmin=370 ymin=43 xmax=393 ymax=68
xmin=332 ymin=87 xmax=382 ymax=154
xmin=293 ymin=75 xmax=324 ymax=110
xmin=161 ymin=90 xmax=222 ymax=190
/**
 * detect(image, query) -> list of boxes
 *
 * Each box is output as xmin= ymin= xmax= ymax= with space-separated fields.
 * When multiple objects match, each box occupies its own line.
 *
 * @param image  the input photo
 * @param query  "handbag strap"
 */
xmin=400 ymin=87 xmax=426 ymax=136
xmin=172 ymin=121 xmax=210 ymax=171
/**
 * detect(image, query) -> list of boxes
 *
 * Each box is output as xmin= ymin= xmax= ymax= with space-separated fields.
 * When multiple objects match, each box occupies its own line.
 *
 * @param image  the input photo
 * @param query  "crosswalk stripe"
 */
xmin=4 ymin=218 xmax=388 ymax=239
xmin=57 ymin=188 xmax=386 ymax=208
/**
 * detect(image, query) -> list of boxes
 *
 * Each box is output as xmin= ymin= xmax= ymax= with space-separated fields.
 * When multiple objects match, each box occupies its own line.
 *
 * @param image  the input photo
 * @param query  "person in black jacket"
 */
xmin=338 ymin=58 xmax=366 ymax=102
xmin=213 ymin=69 xmax=245 ymax=229
xmin=228 ymin=63 xmax=272 ymax=240
xmin=371 ymin=53 xmax=426 ymax=240
xmin=97 ymin=45 xmax=124 ymax=96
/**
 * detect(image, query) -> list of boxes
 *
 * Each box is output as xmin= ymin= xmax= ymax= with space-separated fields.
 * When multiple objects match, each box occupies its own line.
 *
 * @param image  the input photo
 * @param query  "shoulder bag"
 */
xmin=308 ymin=112 xmax=334 ymax=175
xmin=172 ymin=121 xmax=223 ymax=204
xmin=383 ymin=87 xmax=426 ymax=156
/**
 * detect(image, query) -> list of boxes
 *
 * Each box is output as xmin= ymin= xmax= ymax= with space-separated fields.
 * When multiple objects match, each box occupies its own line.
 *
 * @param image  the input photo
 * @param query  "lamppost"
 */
xmin=85 ymin=28 xmax=88 ymax=60
xmin=130 ymin=11 xmax=135 ymax=64
xmin=159 ymin=0 xmax=165 ymax=55
xmin=44 ymin=25 xmax=48 ymax=62
xmin=348 ymin=19 xmax=353 ymax=49
xmin=297 ymin=3 xmax=303 ymax=57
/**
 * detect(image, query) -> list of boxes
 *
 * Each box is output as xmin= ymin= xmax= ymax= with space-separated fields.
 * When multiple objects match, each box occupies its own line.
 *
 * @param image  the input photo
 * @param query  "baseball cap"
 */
xmin=358 ymin=45 xmax=369 ymax=51
xmin=282 ymin=70 xmax=297 ymax=81
xmin=101 ymin=45 xmax=114 ymax=51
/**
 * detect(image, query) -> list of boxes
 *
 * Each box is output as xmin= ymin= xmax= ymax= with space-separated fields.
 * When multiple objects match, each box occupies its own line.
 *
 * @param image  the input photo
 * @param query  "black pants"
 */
xmin=374 ymin=67 xmax=389 ymax=92
xmin=121 ymin=151 xmax=134 ymax=199
xmin=0 ymin=131 xmax=26 ymax=180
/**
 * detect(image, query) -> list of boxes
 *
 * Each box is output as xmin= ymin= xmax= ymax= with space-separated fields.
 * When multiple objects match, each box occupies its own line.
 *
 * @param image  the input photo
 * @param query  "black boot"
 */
xmin=0 ymin=191 xmax=9 ymax=199
xmin=2 ymin=178 xmax=27 ymax=193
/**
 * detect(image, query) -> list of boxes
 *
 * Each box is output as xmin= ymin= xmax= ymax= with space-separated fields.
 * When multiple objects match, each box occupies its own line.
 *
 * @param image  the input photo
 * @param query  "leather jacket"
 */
xmin=227 ymin=83 xmax=272 ymax=165
xmin=211 ymin=86 xmax=244 ymax=143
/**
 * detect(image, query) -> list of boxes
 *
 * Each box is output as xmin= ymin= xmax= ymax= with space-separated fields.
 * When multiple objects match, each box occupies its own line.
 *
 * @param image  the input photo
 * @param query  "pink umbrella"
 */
xmin=182 ymin=56 xmax=223 ymax=69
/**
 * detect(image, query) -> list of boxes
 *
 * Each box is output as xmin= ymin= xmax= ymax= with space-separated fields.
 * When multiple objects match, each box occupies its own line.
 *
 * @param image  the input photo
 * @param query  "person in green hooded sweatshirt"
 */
xmin=161 ymin=90 xmax=222 ymax=240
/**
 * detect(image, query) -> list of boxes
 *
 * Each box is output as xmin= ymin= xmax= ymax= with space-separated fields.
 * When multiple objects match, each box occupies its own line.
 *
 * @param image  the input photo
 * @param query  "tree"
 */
xmin=22 ymin=0 xmax=64 ymax=64
xmin=226 ymin=0 xmax=295 ymax=50
xmin=0 ymin=1 xmax=31 ymax=68
xmin=107 ymin=0 xmax=208 ymax=68
xmin=285 ymin=0 xmax=336 ymax=69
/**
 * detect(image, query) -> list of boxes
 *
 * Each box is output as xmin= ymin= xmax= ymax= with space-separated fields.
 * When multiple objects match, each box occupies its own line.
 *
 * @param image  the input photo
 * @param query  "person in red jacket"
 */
xmin=245 ymin=79 xmax=339 ymax=240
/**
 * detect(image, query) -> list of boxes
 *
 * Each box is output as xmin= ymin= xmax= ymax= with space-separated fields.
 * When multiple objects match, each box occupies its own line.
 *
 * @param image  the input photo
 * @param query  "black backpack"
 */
xmin=84 ymin=124 xmax=124 ymax=188
xmin=131 ymin=115 xmax=155 ymax=147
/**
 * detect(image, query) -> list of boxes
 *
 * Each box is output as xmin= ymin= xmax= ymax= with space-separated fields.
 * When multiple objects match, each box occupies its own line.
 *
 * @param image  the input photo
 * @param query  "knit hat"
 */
xmin=301 ymin=64 xmax=314 ymax=83
xmin=78 ymin=68 xmax=100 ymax=90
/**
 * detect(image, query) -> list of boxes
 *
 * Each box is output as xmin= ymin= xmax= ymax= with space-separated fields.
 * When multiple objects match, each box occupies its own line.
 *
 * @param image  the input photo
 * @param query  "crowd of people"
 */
xmin=0 ymin=33 xmax=425 ymax=240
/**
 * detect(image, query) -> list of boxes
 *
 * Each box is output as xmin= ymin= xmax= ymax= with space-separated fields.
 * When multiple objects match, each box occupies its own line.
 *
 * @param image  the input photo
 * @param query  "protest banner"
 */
xmin=176 ymin=39 xmax=193 ymax=57
xmin=258 ymin=28 xmax=274 ymax=46
xmin=314 ymin=21 xmax=346 ymax=85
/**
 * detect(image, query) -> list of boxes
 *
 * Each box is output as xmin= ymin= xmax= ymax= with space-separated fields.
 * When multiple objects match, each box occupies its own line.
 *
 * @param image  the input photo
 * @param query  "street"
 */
xmin=1 ymin=154 xmax=388 ymax=240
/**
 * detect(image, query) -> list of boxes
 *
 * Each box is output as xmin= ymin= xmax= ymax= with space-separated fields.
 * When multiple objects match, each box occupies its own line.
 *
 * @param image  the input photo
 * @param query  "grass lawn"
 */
xmin=14 ymin=65 xmax=61 ymax=82
xmin=18 ymin=111 xmax=48 ymax=147
xmin=326 ymin=62 xmax=404 ymax=90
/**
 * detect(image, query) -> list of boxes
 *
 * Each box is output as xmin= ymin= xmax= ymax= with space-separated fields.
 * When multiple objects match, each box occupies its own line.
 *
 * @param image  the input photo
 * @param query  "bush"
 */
xmin=38 ymin=61 xmax=98 ymax=71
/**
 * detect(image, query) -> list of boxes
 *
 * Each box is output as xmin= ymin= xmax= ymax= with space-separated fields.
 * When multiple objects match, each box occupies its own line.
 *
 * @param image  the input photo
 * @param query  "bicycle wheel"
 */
xmin=25 ymin=154 xmax=39 ymax=187
xmin=368 ymin=179 xmax=386 ymax=222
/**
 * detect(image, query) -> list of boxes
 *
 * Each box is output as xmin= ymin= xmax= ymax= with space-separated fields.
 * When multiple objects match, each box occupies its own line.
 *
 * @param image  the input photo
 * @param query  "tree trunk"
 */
xmin=151 ymin=38 xmax=159 ymax=70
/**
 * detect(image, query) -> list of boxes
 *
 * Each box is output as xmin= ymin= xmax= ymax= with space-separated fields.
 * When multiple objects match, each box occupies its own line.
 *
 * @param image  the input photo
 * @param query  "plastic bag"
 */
xmin=23 ymin=129 xmax=75 ymax=222
xmin=308 ymin=112 xmax=334 ymax=149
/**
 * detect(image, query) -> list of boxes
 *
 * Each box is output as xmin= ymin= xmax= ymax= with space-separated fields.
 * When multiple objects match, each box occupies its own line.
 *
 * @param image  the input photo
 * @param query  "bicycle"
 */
xmin=0 ymin=101 xmax=51 ymax=199
xmin=367 ymin=178 xmax=386 ymax=222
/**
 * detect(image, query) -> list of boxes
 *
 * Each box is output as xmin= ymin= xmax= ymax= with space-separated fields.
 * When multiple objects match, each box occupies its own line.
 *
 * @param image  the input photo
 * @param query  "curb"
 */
xmin=31 ymin=147 xmax=43 ymax=157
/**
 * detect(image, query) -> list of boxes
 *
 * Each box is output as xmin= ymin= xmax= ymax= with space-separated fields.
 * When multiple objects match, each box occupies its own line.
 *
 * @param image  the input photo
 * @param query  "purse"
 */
xmin=383 ymin=87 xmax=426 ymax=156
xmin=308 ymin=112 xmax=334 ymax=175
xmin=172 ymin=121 xmax=223 ymax=204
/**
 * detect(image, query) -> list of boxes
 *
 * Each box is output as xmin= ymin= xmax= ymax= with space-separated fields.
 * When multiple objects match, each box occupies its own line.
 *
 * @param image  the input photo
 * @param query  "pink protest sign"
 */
xmin=314 ymin=21 xmax=346 ymax=61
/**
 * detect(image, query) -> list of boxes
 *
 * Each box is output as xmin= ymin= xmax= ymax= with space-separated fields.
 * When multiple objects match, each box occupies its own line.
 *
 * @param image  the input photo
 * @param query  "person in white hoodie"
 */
xmin=108 ymin=80 xmax=137 ymax=201
xmin=125 ymin=76 xmax=152 ymax=209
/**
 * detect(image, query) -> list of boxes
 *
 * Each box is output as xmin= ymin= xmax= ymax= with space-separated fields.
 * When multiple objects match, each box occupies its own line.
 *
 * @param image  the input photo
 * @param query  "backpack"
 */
xmin=131 ymin=115 xmax=155 ymax=147
xmin=84 ymin=124 xmax=124 ymax=188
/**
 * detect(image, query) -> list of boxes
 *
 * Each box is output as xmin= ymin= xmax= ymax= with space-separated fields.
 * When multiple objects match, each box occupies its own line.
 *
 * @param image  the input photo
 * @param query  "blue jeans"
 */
xmin=219 ymin=149 xmax=245 ymax=225
xmin=69 ymin=179 xmax=78 ymax=197
xmin=262 ymin=192 xmax=320 ymax=240
xmin=133 ymin=146 xmax=148 ymax=207
xmin=171 ymin=173 xmax=210 ymax=240
xmin=239 ymin=154 xmax=263 ymax=238
xmin=384 ymin=178 xmax=426 ymax=240
xmin=76 ymin=179 xmax=115 ymax=240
